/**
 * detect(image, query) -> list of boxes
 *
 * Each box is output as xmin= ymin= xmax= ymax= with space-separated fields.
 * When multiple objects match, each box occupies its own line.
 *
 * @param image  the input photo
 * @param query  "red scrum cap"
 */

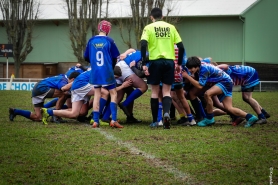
xmin=98 ymin=20 xmax=112 ymax=35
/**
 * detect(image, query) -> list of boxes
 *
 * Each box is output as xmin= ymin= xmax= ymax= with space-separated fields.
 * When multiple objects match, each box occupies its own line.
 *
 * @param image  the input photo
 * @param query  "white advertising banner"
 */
xmin=0 ymin=82 xmax=36 ymax=91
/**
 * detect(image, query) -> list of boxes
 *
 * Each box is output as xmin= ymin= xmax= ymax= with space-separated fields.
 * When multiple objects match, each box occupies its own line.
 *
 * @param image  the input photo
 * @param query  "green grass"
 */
xmin=0 ymin=90 xmax=278 ymax=185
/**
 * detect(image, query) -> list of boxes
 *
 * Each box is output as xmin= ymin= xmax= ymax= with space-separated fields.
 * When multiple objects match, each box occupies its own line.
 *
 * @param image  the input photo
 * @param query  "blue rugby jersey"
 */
xmin=71 ymin=71 xmax=91 ymax=90
xmin=32 ymin=74 xmax=68 ymax=97
xmin=225 ymin=65 xmax=259 ymax=87
xmin=124 ymin=50 xmax=142 ymax=67
xmin=199 ymin=63 xmax=233 ymax=87
xmin=84 ymin=35 xmax=120 ymax=85
xmin=65 ymin=66 xmax=86 ymax=78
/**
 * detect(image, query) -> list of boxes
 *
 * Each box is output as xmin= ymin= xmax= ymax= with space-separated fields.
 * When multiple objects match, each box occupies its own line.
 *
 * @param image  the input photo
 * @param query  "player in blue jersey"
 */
xmin=41 ymin=70 xmax=110 ymax=124
xmin=183 ymin=56 xmax=259 ymax=127
xmin=9 ymin=72 xmax=80 ymax=123
xmin=65 ymin=63 xmax=88 ymax=78
xmin=84 ymin=20 xmax=123 ymax=128
xmin=217 ymin=64 xmax=270 ymax=124
xmin=43 ymin=63 xmax=89 ymax=117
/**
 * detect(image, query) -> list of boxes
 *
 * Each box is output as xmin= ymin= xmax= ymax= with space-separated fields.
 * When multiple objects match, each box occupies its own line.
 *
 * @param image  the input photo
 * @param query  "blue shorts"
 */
xmin=216 ymin=81 xmax=233 ymax=102
xmin=241 ymin=71 xmax=259 ymax=91
xmin=94 ymin=83 xmax=116 ymax=90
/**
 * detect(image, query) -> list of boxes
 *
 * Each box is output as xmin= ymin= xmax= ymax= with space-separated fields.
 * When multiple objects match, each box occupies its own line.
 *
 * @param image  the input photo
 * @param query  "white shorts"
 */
xmin=32 ymin=90 xmax=50 ymax=105
xmin=71 ymin=83 xmax=94 ymax=103
xmin=116 ymin=60 xmax=134 ymax=84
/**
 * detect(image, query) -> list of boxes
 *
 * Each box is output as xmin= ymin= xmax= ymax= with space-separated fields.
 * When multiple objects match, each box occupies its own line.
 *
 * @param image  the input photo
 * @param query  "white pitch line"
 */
xmin=93 ymin=128 xmax=194 ymax=184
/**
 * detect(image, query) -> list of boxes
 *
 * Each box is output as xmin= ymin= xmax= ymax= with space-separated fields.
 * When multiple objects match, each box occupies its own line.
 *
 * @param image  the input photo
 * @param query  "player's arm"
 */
xmin=112 ymin=58 xmax=118 ymax=69
xmin=61 ymin=82 xmax=73 ymax=92
xmin=140 ymin=27 xmax=150 ymax=75
xmin=140 ymin=40 xmax=150 ymax=76
xmin=84 ymin=43 xmax=90 ymax=63
xmin=78 ymin=65 xmax=88 ymax=71
xmin=182 ymin=71 xmax=203 ymax=89
xmin=116 ymin=80 xmax=132 ymax=91
xmin=176 ymin=42 xmax=185 ymax=66
xmin=217 ymin=64 xmax=229 ymax=70
xmin=131 ymin=66 xmax=145 ymax=78
xmin=129 ymin=60 xmax=145 ymax=78
xmin=140 ymin=40 xmax=148 ymax=66
xmin=120 ymin=48 xmax=136 ymax=60
xmin=110 ymin=40 xmax=121 ymax=68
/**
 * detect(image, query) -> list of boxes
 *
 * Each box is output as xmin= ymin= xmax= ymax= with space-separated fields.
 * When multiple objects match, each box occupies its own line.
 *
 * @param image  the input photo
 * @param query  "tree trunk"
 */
xmin=14 ymin=57 xmax=21 ymax=78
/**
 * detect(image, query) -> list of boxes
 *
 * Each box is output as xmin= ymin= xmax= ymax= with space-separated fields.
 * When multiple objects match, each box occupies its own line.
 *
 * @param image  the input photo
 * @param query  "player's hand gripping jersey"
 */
xmin=199 ymin=63 xmax=233 ymax=87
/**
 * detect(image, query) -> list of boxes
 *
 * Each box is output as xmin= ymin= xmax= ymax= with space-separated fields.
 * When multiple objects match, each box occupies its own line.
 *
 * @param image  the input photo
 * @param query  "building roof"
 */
xmin=30 ymin=0 xmax=260 ymax=20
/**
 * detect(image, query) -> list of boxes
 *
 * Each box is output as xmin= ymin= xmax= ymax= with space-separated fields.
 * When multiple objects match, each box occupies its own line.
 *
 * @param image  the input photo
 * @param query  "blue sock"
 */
xmin=99 ymin=98 xmax=107 ymax=115
xmin=206 ymin=113 xmax=214 ymax=120
xmin=43 ymin=98 xmax=58 ymax=108
xmin=157 ymin=102 xmax=163 ymax=122
xmin=93 ymin=111 xmax=100 ymax=123
xmin=61 ymin=104 xmax=68 ymax=109
xmin=245 ymin=113 xmax=252 ymax=121
xmin=47 ymin=109 xmax=54 ymax=116
xmin=102 ymin=105 xmax=111 ymax=120
xmin=187 ymin=114 xmax=193 ymax=122
xmin=258 ymin=113 xmax=266 ymax=119
xmin=110 ymin=102 xmax=117 ymax=121
xmin=122 ymin=89 xmax=143 ymax=107
xmin=14 ymin=109 xmax=31 ymax=119
xmin=198 ymin=100 xmax=206 ymax=118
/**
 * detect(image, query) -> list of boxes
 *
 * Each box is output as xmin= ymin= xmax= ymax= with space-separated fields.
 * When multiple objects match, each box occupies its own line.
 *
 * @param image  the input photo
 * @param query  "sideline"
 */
xmin=91 ymin=127 xmax=194 ymax=184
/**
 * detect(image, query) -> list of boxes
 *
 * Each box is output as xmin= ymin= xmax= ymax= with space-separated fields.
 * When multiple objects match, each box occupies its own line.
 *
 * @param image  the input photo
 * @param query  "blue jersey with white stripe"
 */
xmin=71 ymin=71 xmax=91 ymax=90
xmin=225 ymin=65 xmax=259 ymax=87
xmin=32 ymin=74 xmax=68 ymax=97
xmin=199 ymin=63 xmax=232 ymax=86
xmin=84 ymin=35 xmax=120 ymax=85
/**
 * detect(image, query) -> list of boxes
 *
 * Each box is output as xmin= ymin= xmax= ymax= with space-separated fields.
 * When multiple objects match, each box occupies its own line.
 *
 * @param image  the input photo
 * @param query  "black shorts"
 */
xmin=172 ymin=83 xmax=183 ymax=91
xmin=147 ymin=59 xmax=174 ymax=85
xmin=242 ymin=86 xmax=255 ymax=92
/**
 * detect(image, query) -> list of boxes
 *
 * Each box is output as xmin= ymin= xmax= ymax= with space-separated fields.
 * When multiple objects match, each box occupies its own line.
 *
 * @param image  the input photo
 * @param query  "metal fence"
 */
xmin=0 ymin=78 xmax=42 ymax=82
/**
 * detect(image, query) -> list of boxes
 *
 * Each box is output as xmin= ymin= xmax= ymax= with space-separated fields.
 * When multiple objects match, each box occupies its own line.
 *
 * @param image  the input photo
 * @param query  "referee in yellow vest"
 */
xmin=140 ymin=7 xmax=185 ymax=129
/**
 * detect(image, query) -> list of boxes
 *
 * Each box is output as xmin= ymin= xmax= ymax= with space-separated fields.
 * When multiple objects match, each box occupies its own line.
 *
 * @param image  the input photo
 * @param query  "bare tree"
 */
xmin=91 ymin=0 xmax=102 ymax=36
xmin=116 ymin=18 xmax=133 ymax=48
xmin=117 ymin=0 xmax=176 ymax=49
xmin=66 ymin=0 xmax=112 ymax=64
xmin=0 ymin=0 xmax=39 ymax=78
xmin=66 ymin=0 xmax=94 ymax=65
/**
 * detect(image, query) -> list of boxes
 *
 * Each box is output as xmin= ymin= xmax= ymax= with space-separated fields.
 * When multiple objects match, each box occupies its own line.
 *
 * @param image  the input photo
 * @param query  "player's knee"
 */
xmin=242 ymin=96 xmax=250 ymax=103
xmin=225 ymin=106 xmax=234 ymax=114
xmin=79 ymin=110 xmax=88 ymax=117
xmin=32 ymin=114 xmax=42 ymax=122
xmin=141 ymin=85 xmax=148 ymax=93
xmin=204 ymin=91 xmax=212 ymax=101
xmin=101 ymin=91 xmax=109 ymax=99
xmin=68 ymin=112 xmax=79 ymax=118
